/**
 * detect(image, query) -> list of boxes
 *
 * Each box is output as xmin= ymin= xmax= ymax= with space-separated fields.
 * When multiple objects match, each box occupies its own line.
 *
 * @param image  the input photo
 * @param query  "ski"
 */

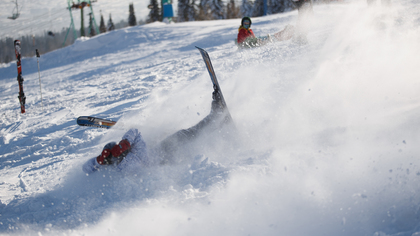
xmin=77 ymin=116 xmax=116 ymax=129
xmin=195 ymin=46 xmax=234 ymax=125
xmin=14 ymin=40 xmax=26 ymax=113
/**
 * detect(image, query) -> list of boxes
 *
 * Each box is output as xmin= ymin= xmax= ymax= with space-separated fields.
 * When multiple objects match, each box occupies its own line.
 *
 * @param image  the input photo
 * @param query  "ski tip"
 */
xmin=195 ymin=46 xmax=206 ymax=53
xmin=195 ymin=46 xmax=210 ymax=58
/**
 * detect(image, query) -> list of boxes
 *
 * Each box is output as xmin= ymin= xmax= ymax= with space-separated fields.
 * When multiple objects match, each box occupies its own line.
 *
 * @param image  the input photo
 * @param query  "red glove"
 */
xmin=96 ymin=148 xmax=112 ymax=165
xmin=111 ymin=139 xmax=131 ymax=158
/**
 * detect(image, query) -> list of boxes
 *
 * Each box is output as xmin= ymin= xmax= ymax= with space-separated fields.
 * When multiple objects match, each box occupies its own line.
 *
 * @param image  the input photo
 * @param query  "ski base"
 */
xmin=195 ymin=46 xmax=234 ymax=125
xmin=77 ymin=116 xmax=116 ymax=129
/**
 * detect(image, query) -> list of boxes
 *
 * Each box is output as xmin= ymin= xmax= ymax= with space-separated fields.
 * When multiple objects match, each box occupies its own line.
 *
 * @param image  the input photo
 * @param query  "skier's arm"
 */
xmin=116 ymin=128 xmax=150 ymax=170
xmin=91 ymin=129 xmax=137 ymax=168
xmin=110 ymin=139 xmax=131 ymax=158
xmin=121 ymin=128 xmax=141 ymax=144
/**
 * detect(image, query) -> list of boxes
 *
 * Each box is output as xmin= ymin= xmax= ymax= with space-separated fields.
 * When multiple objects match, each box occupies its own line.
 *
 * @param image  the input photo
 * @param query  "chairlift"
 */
xmin=69 ymin=0 xmax=97 ymax=10
xmin=8 ymin=13 xmax=20 ymax=20
xmin=47 ymin=10 xmax=55 ymax=37
xmin=7 ymin=0 xmax=21 ymax=20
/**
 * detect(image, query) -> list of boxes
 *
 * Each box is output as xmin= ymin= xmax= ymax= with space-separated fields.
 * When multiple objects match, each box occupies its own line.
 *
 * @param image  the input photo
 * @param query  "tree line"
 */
xmin=1 ymin=0 xmax=298 ymax=64
xmin=0 ymin=12 xmax=140 ymax=64
xmin=0 ymin=29 xmax=76 ymax=64
xmin=176 ymin=0 xmax=296 ymax=22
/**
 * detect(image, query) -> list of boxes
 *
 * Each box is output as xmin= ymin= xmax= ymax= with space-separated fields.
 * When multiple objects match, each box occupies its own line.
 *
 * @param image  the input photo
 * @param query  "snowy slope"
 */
xmin=1 ymin=1 xmax=420 ymax=235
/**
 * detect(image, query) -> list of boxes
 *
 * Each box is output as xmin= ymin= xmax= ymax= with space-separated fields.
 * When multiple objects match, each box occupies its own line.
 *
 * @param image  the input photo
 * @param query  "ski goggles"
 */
xmin=243 ymin=20 xmax=250 ymax=28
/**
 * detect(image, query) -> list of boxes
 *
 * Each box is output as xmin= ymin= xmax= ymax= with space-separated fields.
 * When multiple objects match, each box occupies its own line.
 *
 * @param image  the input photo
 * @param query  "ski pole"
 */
xmin=36 ymin=49 xmax=43 ymax=111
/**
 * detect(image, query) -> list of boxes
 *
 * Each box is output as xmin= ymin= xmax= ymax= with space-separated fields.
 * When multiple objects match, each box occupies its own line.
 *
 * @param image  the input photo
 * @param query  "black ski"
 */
xmin=77 ymin=116 xmax=116 ymax=129
xmin=14 ymin=40 xmax=26 ymax=113
xmin=196 ymin=46 xmax=234 ymax=125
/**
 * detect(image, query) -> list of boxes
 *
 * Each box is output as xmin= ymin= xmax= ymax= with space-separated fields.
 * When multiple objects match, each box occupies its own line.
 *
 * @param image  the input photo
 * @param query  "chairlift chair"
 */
xmin=7 ymin=0 xmax=21 ymax=20
xmin=8 ymin=13 xmax=20 ymax=20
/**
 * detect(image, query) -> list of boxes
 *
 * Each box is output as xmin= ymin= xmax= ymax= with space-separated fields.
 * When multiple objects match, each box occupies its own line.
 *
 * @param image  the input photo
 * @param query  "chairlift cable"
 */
xmin=1 ymin=9 xmax=68 ymax=36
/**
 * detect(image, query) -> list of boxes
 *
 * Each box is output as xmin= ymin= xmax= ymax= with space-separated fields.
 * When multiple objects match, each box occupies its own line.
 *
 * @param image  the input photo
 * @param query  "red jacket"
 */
xmin=237 ymin=27 xmax=256 ymax=44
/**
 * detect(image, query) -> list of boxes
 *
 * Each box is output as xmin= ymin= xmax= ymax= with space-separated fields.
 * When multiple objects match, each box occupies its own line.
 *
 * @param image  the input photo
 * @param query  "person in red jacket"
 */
xmin=237 ymin=17 xmax=294 ymax=48
xmin=237 ymin=17 xmax=256 ymax=45
xmin=82 ymin=90 xmax=231 ymax=174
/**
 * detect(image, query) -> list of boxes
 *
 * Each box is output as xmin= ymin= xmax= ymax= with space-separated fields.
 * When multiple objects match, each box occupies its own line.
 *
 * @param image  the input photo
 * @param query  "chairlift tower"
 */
xmin=64 ymin=0 xmax=99 ymax=45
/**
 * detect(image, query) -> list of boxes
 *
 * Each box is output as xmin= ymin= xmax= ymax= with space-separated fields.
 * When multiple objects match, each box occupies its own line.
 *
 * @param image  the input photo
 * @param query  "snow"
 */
xmin=1 ymin=0 xmax=420 ymax=235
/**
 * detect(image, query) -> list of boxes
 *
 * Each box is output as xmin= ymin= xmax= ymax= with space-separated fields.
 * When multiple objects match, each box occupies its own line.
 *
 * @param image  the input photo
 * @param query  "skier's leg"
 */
xmin=157 ymin=92 xmax=226 ymax=164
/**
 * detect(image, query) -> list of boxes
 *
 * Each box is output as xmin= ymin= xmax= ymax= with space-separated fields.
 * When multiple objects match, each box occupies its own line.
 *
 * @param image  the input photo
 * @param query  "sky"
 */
xmin=0 ymin=0 xmax=179 ymax=38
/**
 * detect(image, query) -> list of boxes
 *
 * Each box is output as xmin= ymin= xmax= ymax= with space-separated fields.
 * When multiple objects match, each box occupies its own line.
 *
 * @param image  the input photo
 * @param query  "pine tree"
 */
xmin=241 ymin=0 xmax=253 ymax=18
xmin=177 ymin=0 xmax=188 ymax=22
xmin=227 ymin=0 xmax=240 ymax=19
xmin=88 ymin=13 xmax=96 ymax=37
xmin=99 ymin=13 xmax=107 ymax=33
xmin=107 ymin=14 xmax=115 ymax=31
xmin=178 ymin=0 xmax=197 ymax=22
xmin=198 ymin=0 xmax=210 ymax=20
xmin=210 ymin=0 xmax=224 ymax=19
xmin=128 ymin=3 xmax=137 ymax=26
xmin=269 ymin=0 xmax=294 ymax=14
xmin=252 ymin=0 xmax=264 ymax=17
xmin=147 ymin=0 xmax=161 ymax=23
xmin=188 ymin=0 xmax=197 ymax=21
xmin=269 ymin=0 xmax=281 ymax=14
xmin=0 ymin=28 xmax=77 ymax=64
xmin=199 ymin=0 xmax=206 ymax=20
